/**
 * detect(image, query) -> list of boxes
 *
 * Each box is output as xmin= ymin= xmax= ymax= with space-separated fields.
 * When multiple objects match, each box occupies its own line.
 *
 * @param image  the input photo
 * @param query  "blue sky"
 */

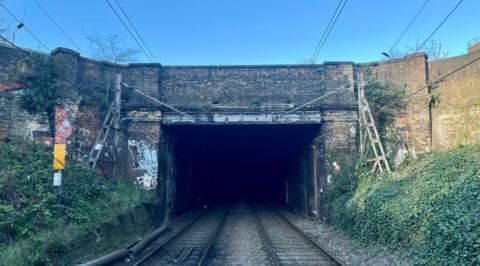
xmin=1 ymin=0 xmax=478 ymax=65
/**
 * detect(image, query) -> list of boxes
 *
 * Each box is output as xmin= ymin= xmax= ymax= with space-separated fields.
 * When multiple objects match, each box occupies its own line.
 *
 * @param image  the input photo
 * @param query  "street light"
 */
xmin=381 ymin=52 xmax=391 ymax=60
xmin=12 ymin=22 xmax=24 ymax=44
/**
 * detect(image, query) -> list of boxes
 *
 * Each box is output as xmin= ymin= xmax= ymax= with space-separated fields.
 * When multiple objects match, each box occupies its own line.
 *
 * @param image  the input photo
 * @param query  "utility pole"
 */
xmin=311 ymin=145 xmax=319 ymax=217
xmin=114 ymin=74 xmax=122 ymax=131
xmin=113 ymin=74 xmax=122 ymax=164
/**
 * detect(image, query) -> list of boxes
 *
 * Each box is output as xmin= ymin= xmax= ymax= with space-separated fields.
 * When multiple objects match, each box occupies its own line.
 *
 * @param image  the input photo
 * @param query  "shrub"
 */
xmin=330 ymin=145 xmax=480 ymax=265
xmin=19 ymin=59 xmax=62 ymax=133
xmin=0 ymin=140 xmax=152 ymax=265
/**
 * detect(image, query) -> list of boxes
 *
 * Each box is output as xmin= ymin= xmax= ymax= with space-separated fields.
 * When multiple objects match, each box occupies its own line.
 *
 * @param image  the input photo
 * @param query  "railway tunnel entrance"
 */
xmin=121 ymin=63 xmax=359 ymax=222
xmin=162 ymin=123 xmax=325 ymax=217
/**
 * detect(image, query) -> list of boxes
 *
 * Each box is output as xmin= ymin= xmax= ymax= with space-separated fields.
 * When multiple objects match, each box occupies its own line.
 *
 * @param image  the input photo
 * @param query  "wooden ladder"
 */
xmin=87 ymin=101 xmax=117 ymax=170
xmin=87 ymin=74 xmax=122 ymax=170
xmin=357 ymin=73 xmax=391 ymax=174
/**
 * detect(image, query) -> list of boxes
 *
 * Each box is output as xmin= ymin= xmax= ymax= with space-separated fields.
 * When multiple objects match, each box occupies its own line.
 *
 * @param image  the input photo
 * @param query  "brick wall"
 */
xmin=430 ymin=49 xmax=480 ymax=149
xmin=357 ymin=53 xmax=431 ymax=158
xmin=0 ymin=46 xmax=51 ymax=142
xmin=159 ymin=62 xmax=355 ymax=109
xmin=468 ymin=42 xmax=480 ymax=54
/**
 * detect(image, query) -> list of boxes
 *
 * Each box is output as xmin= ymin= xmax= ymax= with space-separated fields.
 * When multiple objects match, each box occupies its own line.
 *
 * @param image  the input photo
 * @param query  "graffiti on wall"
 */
xmin=55 ymin=106 xmax=72 ymax=144
xmin=128 ymin=139 xmax=158 ymax=190
xmin=0 ymin=81 xmax=23 ymax=92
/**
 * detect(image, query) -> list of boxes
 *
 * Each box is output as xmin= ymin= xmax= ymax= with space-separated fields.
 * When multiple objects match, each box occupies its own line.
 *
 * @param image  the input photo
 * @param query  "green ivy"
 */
xmin=19 ymin=58 xmax=62 ymax=133
xmin=364 ymin=73 xmax=406 ymax=141
xmin=329 ymin=145 xmax=480 ymax=265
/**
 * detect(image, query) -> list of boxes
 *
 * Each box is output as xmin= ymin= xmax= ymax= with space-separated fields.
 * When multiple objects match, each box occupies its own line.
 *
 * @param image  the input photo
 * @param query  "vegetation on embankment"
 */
xmin=0 ymin=140 xmax=153 ymax=265
xmin=329 ymin=145 xmax=480 ymax=265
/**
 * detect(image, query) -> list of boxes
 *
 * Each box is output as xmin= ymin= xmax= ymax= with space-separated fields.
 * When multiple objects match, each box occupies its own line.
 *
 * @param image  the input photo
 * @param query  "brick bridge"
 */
xmin=0 ymin=45 xmax=432 ymax=221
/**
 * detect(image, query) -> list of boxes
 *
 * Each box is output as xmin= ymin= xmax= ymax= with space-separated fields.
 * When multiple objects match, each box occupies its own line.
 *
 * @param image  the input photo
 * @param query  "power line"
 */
xmin=21 ymin=0 xmax=28 ymax=22
xmin=32 ymin=0 xmax=82 ymax=52
xmin=104 ymin=0 xmax=155 ymax=63
xmin=390 ymin=0 xmax=430 ymax=52
xmin=0 ymin=35 xmax=104 ymax=108
xmin=372 ymin=54 xmax=480 ymax=117
xmin=113 ymin=0 xmax=157 ymax=62
xmin=309 ymin=0 xmax=348 ymax=64
xmin=382 ymin=0 xmax=465 ymax=85
xmin=417 ymin=0 xmax=464 ymax=52
xmin=309 ymin=0 xmax=343 ymax=64
xmin=0 ymin=1 xmax=49 ymax=51
xmin=287 ymin=0 xmax=350 ymax=115
xmin=281 ymin=85 xmax=349 ymax=116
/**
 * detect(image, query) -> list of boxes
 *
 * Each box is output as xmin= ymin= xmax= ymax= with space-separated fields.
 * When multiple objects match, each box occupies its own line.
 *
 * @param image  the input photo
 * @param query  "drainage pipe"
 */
xmin=76 ymin=225 xmax=168 ymax=266
xmin=76 ymin=249 xmax=130 ymax=266
xmin=129 ymin=225 xmax=168 ymax=255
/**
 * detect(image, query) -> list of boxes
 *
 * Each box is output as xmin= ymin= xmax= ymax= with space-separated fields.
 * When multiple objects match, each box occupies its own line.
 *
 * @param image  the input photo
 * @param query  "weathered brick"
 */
xmin=430 ymin=49 xmax=480 ymax=149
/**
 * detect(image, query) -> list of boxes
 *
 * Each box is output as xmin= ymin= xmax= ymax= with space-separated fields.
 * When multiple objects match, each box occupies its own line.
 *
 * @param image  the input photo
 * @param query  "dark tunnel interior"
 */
xmin=164 ymin=124 xmax=322 ymax=215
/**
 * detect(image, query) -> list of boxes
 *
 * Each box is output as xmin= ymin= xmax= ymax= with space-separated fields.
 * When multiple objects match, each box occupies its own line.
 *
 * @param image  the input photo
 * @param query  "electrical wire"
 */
xmin=417 ymin=0 xmax=464 ymax=52
xmin=105 ymin=0 xmax=155 ymax=63
xmin=284 ymin=0 xmax=350 ymax=114
xmin=0 ymin=1 xmax=49 ymax=51
xmin=113 ymin=0 xmax=157 ymax=62
xmin=371 ymin=54 xmax=480 ymax=117
xmin=0 ymin=35 xmax=105 ymax=108
xmin=382 ymin=0 xmax=465 ymax=87
xmin=309 ymin=0 xmax=348 ymax=64
xmin=21 ymin=0 xmax=28 ymax=22
xmin=32 ymin=0 xmax=82 ymax=52
xmin=309 ymin=0 xmax=343 ymax=64
xmin=390 ymin=0 xmax=430 ymax=52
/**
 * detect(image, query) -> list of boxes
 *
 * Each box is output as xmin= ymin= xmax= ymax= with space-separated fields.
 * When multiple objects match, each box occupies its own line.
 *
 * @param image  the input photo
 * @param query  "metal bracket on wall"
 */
xmin=357 ymin=73 xmax=391 ymax=174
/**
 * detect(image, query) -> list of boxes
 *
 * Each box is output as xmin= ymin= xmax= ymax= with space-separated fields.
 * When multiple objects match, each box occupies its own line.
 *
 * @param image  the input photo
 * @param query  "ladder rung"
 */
xmin=365 ymin=157 xmax=385 ymax=162
xmin=359 ymin=88 xmax=391 ymax=173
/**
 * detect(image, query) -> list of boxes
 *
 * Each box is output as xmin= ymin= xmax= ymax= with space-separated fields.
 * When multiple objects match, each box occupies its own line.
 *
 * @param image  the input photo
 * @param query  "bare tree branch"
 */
xmin=85 ymin=32 xmax=139 ymax=63
xmin=387 ymin=39 xmax=449 ymax=60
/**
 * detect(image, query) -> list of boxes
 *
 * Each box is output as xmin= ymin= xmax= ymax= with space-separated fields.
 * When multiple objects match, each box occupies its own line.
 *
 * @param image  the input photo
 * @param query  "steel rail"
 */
xmin=133 ymin=210 xmax=208 ymax=266
xmin=196 ymin=205 xmax=230 ymax=266
xmin=269 ymin=205 xmax=345 ymax=266
xmin=250 ymin=203 xmax=280 ymax=266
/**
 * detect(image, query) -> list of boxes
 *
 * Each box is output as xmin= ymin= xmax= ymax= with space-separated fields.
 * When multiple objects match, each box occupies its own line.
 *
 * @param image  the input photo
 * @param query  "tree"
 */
xmin=85 ymin=33 xmax=139 ymax=63
xmin=423 ymin=40 xmax=449 ymax=60
xmin=387 ymin=39 xmax=449 ymax=60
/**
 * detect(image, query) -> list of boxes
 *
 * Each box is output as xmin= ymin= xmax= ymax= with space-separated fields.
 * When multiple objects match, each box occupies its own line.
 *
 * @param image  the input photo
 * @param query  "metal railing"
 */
xmin=468 ymin=36 xmax=480 ymax=48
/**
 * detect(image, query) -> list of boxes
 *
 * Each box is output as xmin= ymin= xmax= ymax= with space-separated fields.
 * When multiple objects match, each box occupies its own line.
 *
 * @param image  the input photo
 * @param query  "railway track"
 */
xmin=251 ymin=203 xmax=344 ymax=266
xmin=128 ymin=202 xmax=343 ymax=266
xmin=133 ymin=205 xmax=229 ymax=266
xmin=201 ymin=201 xmax=274 ymax=265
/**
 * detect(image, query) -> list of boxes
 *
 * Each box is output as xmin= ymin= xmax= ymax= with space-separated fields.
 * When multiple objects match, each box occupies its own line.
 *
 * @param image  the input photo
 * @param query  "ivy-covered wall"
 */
xmin=356 ymin=54 xmax=431 ymax=164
